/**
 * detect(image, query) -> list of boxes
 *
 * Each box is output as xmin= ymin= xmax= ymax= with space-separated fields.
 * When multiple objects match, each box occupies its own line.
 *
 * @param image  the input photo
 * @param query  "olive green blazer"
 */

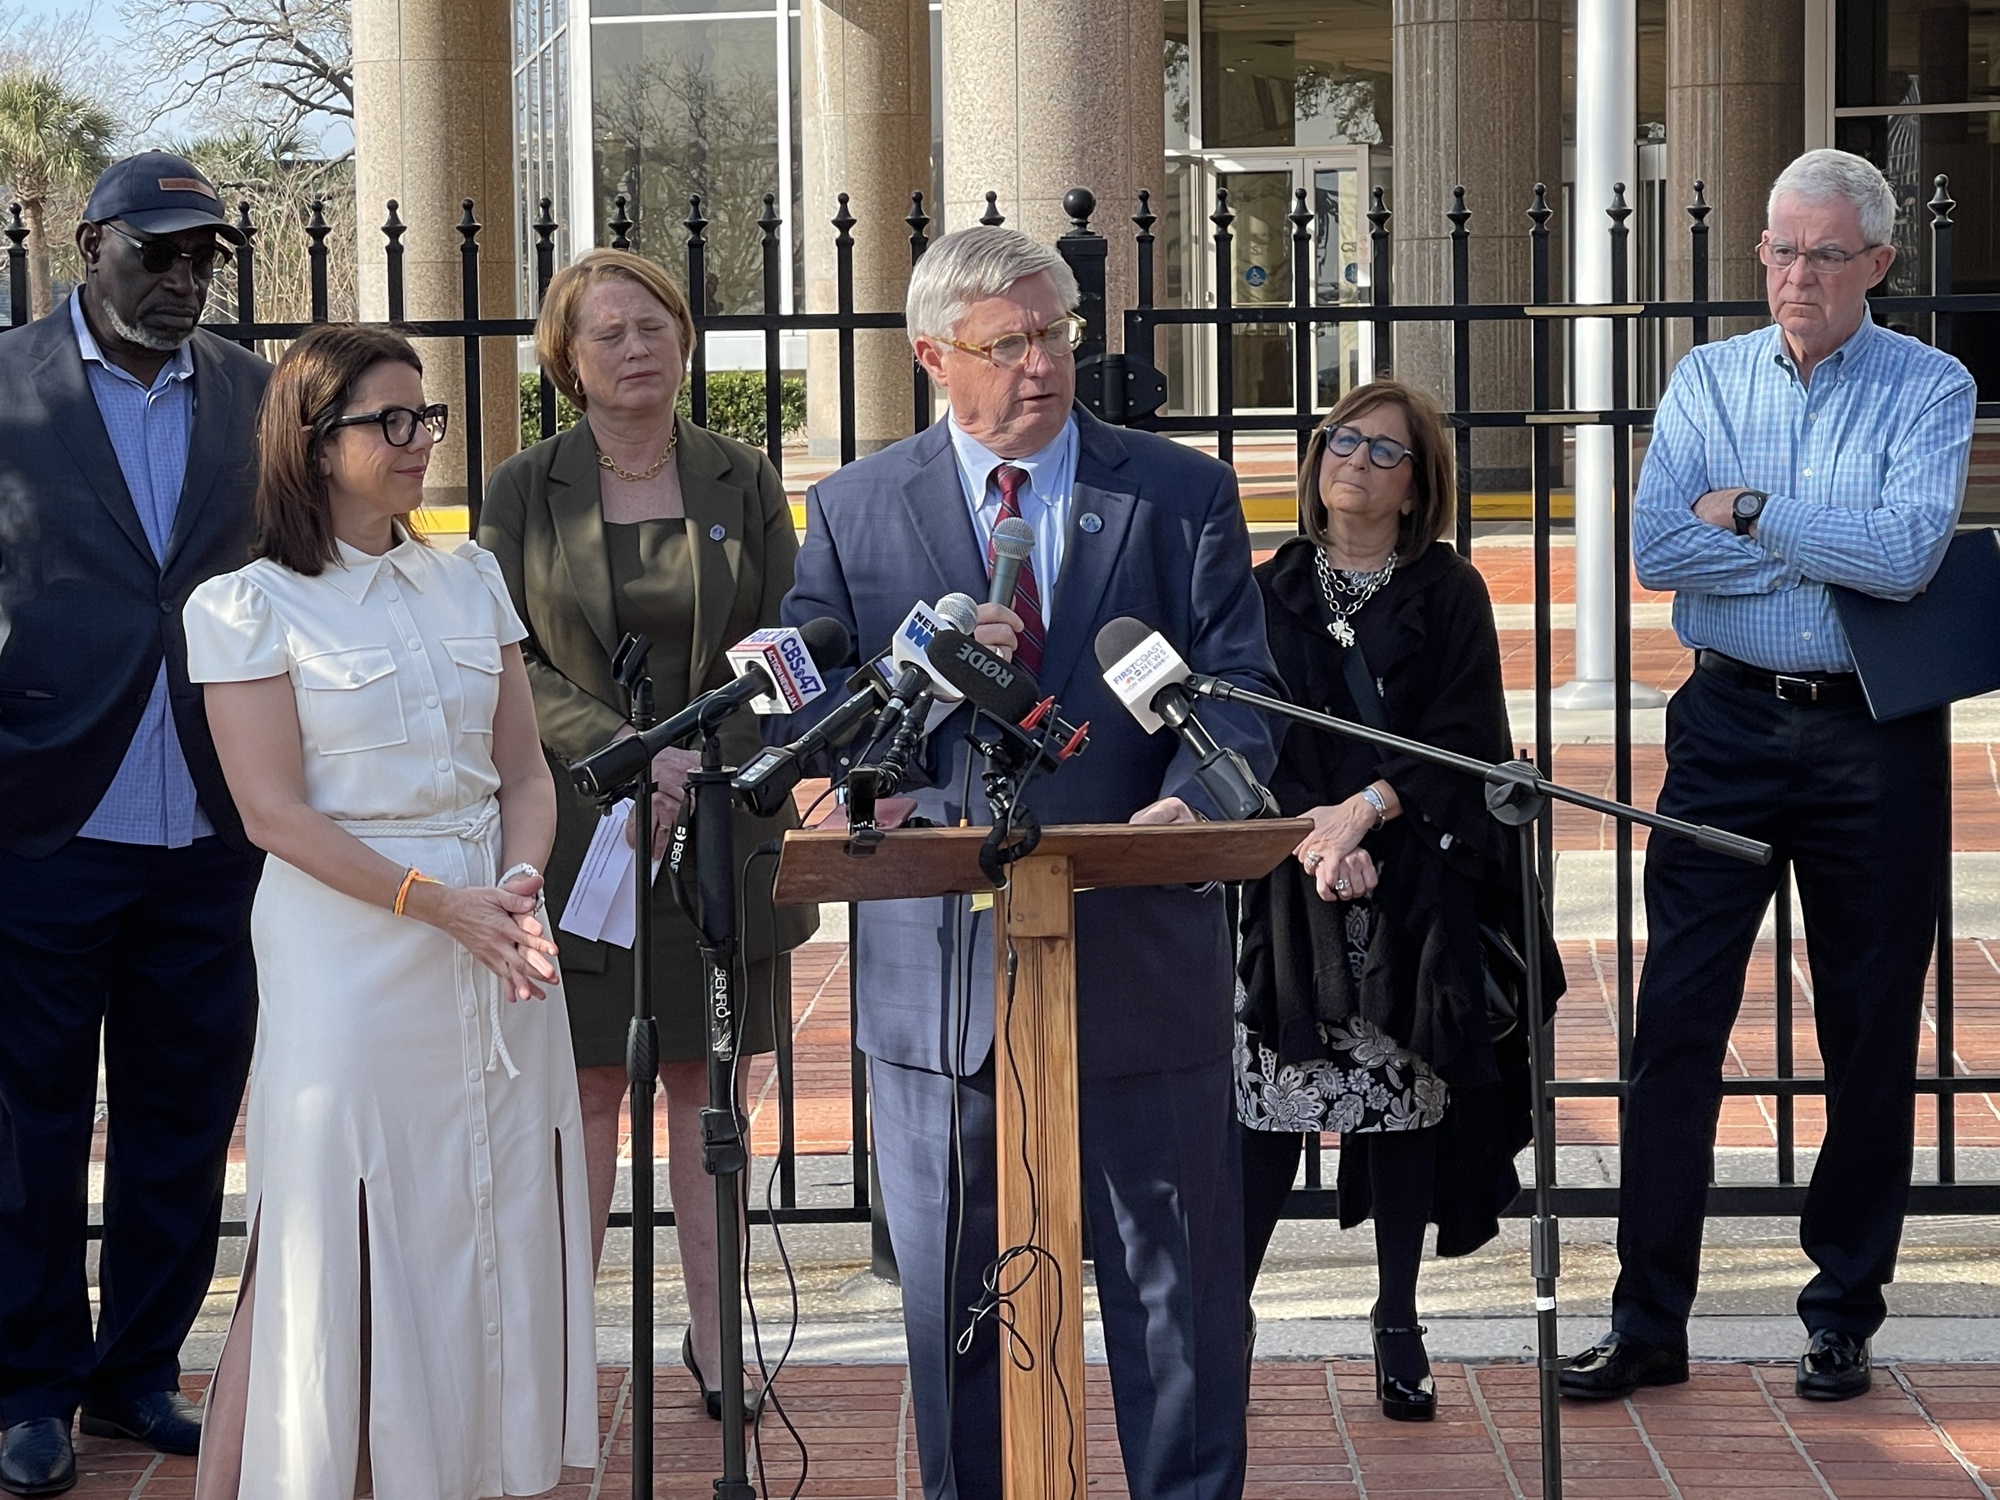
xmin=478 ymin=417 xmax=817 ymax=976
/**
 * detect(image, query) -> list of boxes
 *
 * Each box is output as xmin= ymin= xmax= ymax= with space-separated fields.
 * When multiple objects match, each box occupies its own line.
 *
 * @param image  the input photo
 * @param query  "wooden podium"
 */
xmin=772 ymin=820 xmax=1308 ymax=1498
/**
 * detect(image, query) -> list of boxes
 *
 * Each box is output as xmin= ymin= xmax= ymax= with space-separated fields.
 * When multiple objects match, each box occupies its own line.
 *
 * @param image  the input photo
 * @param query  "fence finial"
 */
xmin=1367 ymin=185 xmax=1391 ymax=235
xmin=758 ymin=191 xmax=781 ymax=243
xmin=831 ymin=191 xmax=855 ymax=244
xmin=1608 ymin=181 xmax=1631 ymax=228
xmin=1288 ymin=185 xmax=1311 ymax=239
xmin=533 ymin=196 xmax=558 ymax=241
xmin=1528 ymin=182 xmax=1552 ymax=229
xmin=683 ymin=193 xmax=709 ymax=246
xmin=906 ymin=191 xmax=930 ymax=261
xmin=980 ymin=191 xmax=1004 ymax=227
xmin=1210 ymin=185 xmax=1233 ymax=233
xmin=1929 ymin=174 xmax=1956 ymax=227
xmin=1687 ymin=179 xmax=1710 ymax=226
xmin=1063 ymin=187 xmax=1095 ymax=235
xmin=1447 ymin=184 xmax=1470 ymax=234
xmin=609 ymin=194 xmax=633 ymax=250
xmin=1132 ymin=189 xmax=1156 ymax=240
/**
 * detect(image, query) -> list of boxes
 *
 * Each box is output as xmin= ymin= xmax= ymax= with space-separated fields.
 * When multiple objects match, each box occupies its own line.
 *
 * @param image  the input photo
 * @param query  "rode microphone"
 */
xmin=925 ymin=629 xmax=1088 ymax=766
xmin=987 ymin=515 xmax=1036 ymax=610
xmin=1093 ymin=616 xmax=1277 ymax=821
xmin=570 ymin=616 xmax=847 ymax=799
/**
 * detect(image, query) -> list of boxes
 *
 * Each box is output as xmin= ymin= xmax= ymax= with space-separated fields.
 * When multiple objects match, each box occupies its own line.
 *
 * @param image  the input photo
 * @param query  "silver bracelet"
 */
xmin=1359 ymin=786 xmax=1389 ymax=829
xmin=498 ymin=861 xmax=542 ymax=886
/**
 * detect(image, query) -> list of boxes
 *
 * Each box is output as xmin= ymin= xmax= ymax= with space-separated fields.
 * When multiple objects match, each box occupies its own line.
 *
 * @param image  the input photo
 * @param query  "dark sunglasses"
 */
xmin=1322 ymin=423 xmax=1412 ymax=470
xmin=322 ymin=404 xmax=451 ymax=447
xmin=103 ymin=221 xmax=233 ymax=277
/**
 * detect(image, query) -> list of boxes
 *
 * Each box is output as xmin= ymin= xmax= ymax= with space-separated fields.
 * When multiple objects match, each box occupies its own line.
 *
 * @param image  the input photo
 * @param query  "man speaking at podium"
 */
xmin=778 ymin=226 xmax=1279 ymax=1500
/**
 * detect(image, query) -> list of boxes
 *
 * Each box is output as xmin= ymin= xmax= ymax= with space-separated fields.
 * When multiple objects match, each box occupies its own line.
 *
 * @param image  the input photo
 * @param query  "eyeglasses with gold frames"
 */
xmin=1758 ymin=238 xmax=1882 ymax=276
xmin=933 ymin=313 xmax=1087 ymax=370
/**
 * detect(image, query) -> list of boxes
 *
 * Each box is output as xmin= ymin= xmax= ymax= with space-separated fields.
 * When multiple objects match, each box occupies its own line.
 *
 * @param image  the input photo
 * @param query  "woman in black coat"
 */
xmin=1237 ymin=378 xmax=1561 ymax=1421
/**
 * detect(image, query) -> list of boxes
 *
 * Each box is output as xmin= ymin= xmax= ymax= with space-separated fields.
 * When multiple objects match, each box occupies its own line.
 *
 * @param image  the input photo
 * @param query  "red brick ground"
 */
xmin=74 ymin=1361 xmax=2000 ymax=1497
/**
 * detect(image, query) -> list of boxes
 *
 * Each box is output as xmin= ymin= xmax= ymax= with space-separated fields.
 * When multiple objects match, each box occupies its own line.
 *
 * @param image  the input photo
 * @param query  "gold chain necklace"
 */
xmin=597 ymin=425 xmax=678 ymax=483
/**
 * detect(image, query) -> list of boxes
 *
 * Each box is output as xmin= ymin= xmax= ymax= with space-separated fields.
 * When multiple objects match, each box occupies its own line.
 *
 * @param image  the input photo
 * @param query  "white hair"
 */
xmin=904 ymin=227 xmax=1080 ymax=346
xmin=1767 ymin=148 xmax=1897 ymax=247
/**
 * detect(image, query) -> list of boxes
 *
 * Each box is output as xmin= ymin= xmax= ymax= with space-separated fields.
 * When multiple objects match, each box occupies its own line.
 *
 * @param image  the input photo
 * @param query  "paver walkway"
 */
xmin=70 ymin=1361 xmax=2000 ymax=1497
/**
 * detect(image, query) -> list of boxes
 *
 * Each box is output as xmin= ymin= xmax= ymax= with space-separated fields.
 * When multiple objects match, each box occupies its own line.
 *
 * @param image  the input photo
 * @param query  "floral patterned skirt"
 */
xmin=1234 ymin=902 xmax=1450 ymax=1135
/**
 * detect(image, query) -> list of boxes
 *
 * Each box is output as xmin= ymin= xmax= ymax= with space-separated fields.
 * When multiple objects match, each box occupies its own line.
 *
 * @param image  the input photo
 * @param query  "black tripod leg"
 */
xmin=631 ymin=785 xmax=658 ymax=1500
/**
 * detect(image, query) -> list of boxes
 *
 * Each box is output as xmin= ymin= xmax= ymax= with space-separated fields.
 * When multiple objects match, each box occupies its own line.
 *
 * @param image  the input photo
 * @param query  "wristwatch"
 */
xmin=1731 ymin=489 xmax=1769 ymax=536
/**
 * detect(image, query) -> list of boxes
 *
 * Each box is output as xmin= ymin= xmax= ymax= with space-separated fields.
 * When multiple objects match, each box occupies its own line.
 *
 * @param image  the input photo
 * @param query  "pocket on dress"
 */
xmin=441 ymin=635 xmax=502 ymax=734
xmin=295 ymin=646 xmax=408 ymax=754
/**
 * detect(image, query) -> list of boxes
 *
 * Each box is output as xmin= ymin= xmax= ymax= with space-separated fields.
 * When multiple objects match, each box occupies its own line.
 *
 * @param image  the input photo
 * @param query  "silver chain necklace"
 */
xmin=1314 ymin=547 xmax=1398 ymax=648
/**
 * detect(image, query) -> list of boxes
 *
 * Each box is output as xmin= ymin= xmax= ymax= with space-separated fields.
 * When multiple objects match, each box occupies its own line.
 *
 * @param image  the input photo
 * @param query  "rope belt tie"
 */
xmin=333 ymin=801 xmax=521 ymax=1079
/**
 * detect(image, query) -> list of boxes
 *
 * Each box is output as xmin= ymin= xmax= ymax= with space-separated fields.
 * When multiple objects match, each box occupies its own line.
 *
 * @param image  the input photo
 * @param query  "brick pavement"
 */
xmin=71 ymin=1361 xmax=2000 ymax=1497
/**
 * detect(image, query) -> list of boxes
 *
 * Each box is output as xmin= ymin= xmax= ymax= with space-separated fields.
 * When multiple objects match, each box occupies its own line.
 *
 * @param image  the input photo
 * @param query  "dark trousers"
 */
xmin=870 ymin=1054 xmax=1246 ymax=1500
xmin=1612 ymin=663 xmax=1946 ymax=1348
xmin=0 ymin=836 xmax=261 ymax=1425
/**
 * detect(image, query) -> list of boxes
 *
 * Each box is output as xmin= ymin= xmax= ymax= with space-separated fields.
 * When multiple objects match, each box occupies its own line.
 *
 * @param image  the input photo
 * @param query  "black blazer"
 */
xmin=0 ymin=298 xmax=270 ymax=857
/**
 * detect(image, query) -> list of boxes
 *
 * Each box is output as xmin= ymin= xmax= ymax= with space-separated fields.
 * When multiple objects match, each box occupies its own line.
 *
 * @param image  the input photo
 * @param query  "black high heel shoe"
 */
xmin=1371 ymin=1320 xmax=1436 ymax=1422
xmin=682 ymin=1328 xmax=766 ymax=1422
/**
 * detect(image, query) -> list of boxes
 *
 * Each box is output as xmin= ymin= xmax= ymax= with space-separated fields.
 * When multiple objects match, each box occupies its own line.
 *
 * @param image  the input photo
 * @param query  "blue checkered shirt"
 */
xmin=68 ymin=295 xmax=214 ymax=846
xmin=1633 ymin=314 xmax=1977 ymax=673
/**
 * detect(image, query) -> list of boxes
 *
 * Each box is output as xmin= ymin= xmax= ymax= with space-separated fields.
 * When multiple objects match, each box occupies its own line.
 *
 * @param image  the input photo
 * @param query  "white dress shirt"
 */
xmin=946 ymin=412 xmax=1078 ymax=617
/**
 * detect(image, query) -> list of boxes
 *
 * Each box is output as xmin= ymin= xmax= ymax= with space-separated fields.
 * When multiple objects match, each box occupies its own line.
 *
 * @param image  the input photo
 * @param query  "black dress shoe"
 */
xmin=1558 ymin=1330 xmax=1689 ymax=1400
xmin=1796 ymin=1329 xmax=1871 ymax=1402
xmin=77 ymin=1390 xmax=202 ymax=1457
xmin=1371 ymin=1322 xmax=1436 ymax=1422
xmin=0 ymin=1419 xmax=76 ymax=1498
xmin=681 ymin=1329 xmax=765 ymax=1423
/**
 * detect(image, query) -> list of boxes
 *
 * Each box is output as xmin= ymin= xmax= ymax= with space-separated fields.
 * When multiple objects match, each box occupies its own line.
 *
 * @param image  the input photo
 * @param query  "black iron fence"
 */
xmin=12 ymin=174 xmax=1998 ymax=1229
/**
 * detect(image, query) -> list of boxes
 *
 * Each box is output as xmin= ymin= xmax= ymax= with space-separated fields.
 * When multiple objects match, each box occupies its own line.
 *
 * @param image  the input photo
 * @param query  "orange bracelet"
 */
xmin=393 ymin=867 xmax=439 ymax=916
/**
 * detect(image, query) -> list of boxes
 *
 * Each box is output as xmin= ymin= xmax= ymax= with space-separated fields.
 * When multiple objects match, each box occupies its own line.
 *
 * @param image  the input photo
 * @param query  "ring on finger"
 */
xmin=1303 ymin=851 xmax=1323 ymax=869
xmin=1334 ymin=876 xmax=1350 ymax=893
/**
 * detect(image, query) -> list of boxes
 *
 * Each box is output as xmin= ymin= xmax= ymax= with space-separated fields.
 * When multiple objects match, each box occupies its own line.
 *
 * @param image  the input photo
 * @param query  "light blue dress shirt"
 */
xmin=947 ymin=412 xmax=1078 ymax=620
xmin=69 ymin=294 xmax=214 ymax=846
xmin=1633 ymin=314 xmax=1976 ymax=674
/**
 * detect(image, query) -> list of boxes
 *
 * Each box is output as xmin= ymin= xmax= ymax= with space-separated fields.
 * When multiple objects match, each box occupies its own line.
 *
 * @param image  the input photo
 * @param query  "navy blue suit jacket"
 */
xmin=0 ymin=299 xmax=269 ymax=858
xmin=779 ymin=406 xmax=1281 ymax=1080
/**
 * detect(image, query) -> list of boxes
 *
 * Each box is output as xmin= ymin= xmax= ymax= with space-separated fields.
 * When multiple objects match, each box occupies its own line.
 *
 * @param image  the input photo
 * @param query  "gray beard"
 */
xmin=99 ymin=295 xmax=194 ymax=353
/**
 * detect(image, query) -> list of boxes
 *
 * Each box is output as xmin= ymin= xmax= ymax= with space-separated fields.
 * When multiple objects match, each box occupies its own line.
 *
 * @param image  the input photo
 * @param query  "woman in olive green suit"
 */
xmin=478 ymin=249 xmax=815 ymax=1418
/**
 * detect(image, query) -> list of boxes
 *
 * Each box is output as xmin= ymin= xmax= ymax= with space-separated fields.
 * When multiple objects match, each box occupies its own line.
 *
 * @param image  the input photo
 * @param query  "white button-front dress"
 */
xmin=183 ymin=537 xmax=598 ymax=1499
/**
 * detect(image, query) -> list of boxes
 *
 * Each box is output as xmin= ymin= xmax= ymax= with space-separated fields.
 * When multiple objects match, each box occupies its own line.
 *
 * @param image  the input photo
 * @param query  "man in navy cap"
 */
xmin=0 ymin=151 xmax=270 ymax=1494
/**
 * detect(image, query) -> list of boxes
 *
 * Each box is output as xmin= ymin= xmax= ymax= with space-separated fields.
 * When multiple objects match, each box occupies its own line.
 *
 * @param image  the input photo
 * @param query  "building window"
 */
xmin=1197 ymin=0 xmax=1391 ymax=151
xmin=1834 ymin=0 xmax=1998 ymax=392
xmin=588 ymin=0 xmax=801 ymax=317
xmin=515 ymin=0 xmax=573 ymax=315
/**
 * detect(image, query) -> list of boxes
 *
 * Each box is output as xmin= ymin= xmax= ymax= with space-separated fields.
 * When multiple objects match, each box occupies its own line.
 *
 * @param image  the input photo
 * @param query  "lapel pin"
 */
xmin=1079 ymin=512 xmax=1103 ymax=534
xmin=709 ymin=523 xmax=727 ymax=542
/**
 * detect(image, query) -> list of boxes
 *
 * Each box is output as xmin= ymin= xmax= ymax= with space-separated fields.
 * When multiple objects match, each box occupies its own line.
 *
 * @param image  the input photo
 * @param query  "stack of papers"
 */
xmin=555 ymin=800 xmax=664 ymax=948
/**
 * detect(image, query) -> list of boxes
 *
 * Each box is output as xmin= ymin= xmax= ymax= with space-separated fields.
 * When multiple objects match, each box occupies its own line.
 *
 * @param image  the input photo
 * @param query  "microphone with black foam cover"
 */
xmin=570 ymin=616 xmax=847 ymax=799
xmin=986 ymin=515 xmax=1037 ymax=611
xmin=1093 ymin=616 xmax=1277 ymax=821
xmin=925 ymin=629 xmax=1088 ymax=762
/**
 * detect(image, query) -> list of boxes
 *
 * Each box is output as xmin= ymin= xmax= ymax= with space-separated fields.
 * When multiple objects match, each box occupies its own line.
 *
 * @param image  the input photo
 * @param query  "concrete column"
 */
xmin=1666 ymin=0 xmax=1805 ymax=343
xmin=800 ymin=0 xmax=932 ymax=457
xmin=353 ymin=0 xmax=521 ymax=512
xmin=939 ymin=0 xmax=1162 ymax=345
xmin=1392 ymin=0 xmax=1564 ymax=493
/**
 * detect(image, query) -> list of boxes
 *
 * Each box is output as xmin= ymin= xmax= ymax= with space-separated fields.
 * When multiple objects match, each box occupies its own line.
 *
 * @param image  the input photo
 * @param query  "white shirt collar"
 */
xmin=327 ymin=530 xmax=430 ymax=601
xmin=69 ymin=292 xmax=196 ymax=391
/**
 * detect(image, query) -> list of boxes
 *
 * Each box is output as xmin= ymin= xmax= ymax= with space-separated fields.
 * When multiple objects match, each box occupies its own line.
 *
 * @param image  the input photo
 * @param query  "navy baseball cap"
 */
xmin=82 ymin=151 xmax=245 ymax=243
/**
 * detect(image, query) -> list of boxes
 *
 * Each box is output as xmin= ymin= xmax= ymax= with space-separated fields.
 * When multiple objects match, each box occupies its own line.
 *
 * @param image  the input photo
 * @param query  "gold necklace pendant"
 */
xmin=597 ymin=426 xmax=679 ymax=483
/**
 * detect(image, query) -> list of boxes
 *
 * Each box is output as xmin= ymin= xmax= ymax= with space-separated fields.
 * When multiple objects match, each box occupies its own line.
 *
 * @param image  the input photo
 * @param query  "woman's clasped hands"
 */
xmin=407 ymin=870 xmax=561 ymax=1001
xmin=1295 ymin=795 xmax=1381 ymax=904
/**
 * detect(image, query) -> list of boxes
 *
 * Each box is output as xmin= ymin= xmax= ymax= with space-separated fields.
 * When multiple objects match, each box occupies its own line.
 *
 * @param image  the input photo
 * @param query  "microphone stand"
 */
xmin=671 ymin=703 xmax=758 ymax=1500
xmin=606 ymin=633 xmax=660 ymax=1500
xmin=1189 ymin=677 xmax=1770 ymax=1500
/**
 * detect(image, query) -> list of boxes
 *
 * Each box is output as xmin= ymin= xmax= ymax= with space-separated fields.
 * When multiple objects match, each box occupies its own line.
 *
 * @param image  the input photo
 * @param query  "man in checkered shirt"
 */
xmin=1561 ymin=149 xmax=1976 ymax=1407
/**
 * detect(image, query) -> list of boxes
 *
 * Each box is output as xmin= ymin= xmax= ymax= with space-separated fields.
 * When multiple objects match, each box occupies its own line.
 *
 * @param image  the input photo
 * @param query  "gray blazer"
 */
xmin=0 ymin=298 xmax=269 ymax=858
xmin=479 ymin=418 xmax=817 ymax=972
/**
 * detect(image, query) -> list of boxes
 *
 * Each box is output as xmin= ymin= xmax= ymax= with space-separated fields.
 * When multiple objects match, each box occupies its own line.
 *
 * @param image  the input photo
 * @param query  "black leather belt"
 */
xmin=1698 ymin=651 xmax=1866 ymax=708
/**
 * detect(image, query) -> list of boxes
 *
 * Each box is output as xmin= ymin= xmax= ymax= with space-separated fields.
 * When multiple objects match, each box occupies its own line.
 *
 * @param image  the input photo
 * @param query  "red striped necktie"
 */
xmin=990 ymin=464 xmax=1045 ymax=674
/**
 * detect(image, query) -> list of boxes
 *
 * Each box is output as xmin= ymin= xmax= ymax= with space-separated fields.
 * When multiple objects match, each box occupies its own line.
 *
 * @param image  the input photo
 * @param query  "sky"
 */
xmin=21 ymin=0 xmax=351 ymax=158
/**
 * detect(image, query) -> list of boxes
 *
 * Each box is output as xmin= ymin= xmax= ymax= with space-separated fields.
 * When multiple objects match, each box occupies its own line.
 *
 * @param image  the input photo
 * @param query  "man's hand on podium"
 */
xmin=1129 ymin=796 xmax=1201 ymax=826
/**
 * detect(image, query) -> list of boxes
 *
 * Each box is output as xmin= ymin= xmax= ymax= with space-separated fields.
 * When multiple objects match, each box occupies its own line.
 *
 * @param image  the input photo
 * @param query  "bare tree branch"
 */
xmin=119 ymin=0 xmax=351 ymax=145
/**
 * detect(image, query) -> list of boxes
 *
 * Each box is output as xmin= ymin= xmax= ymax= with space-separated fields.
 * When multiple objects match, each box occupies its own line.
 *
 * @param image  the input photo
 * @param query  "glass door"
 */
xmin=1200 ymin=147 xmax=1374 ymax=414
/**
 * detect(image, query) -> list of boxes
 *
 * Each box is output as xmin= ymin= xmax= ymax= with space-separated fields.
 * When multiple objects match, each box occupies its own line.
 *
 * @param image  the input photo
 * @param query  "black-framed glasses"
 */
xmin=1758 ymin=238 xmax=1880 ymax=275
xmin=1322 ymin=423 xmax=1412 ymax=470
xmin=103 ymin=221 xmax=233 ymax=277
xmin=323 ymin=404 xmax=450 ymax=447
xmin=935 ymin=313 xmax=1087 ymax=370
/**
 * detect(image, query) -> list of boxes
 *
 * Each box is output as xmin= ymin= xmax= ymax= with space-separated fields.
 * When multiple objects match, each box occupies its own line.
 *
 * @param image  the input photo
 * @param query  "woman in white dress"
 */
xmin=183 ymin=325 xmax=598 ymax=1499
